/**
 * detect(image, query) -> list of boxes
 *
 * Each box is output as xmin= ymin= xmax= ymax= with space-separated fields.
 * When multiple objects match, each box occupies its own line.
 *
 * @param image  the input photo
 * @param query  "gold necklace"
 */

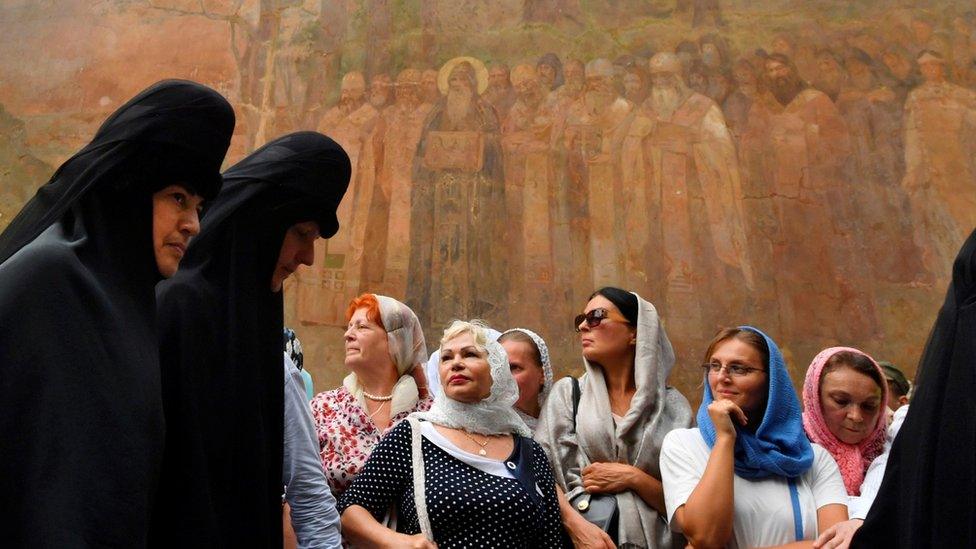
xmin=460 ymin=431 xmax=491 ymax=456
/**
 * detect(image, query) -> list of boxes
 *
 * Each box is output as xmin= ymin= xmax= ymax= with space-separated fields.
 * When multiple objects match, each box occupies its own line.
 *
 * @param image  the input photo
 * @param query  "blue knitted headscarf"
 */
xmin=697 ymin=326 xmax=813 ymax=479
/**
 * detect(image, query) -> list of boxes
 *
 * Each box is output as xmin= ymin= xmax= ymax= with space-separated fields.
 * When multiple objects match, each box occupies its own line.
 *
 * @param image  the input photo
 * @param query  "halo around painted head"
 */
xmin=437 ymin=56 xmax=489 ymax=95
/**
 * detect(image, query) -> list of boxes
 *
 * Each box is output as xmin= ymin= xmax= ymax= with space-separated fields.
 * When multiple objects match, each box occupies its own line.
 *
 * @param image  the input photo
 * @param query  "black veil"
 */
xmin=852 ymin=229 xmax=976 ymax=546
xmin=0 ymin=80 xmax=234 ymax=547
xmin=150 ymin=131 xmax=350 ymax=547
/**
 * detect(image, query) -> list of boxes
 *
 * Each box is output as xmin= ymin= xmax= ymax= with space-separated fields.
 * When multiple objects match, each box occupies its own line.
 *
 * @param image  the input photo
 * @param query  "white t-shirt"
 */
xmin=660 ymin=428 xmax=847 ymax=549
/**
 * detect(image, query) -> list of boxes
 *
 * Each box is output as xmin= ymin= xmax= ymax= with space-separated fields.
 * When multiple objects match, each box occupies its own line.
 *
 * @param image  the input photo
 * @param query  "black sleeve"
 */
xmin=531 ymin=440 xmax=573 ymax=547
xmin=336 ymin=420 xmax=413 ymax=520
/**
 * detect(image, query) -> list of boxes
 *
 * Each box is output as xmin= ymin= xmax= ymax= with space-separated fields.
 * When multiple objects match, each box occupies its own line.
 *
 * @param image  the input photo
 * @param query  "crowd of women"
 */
xmin=289 ymin=287 xmax=904 ymax=549
xmin=0 ymin=79 xmax=972 ymax=549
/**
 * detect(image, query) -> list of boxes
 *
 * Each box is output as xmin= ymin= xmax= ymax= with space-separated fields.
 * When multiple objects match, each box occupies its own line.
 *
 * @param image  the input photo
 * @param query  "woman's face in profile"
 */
xmin=152 ymin=184 xmax=204 ymax=278
xmin=578 ymin=295 xmax=635 ymax=366
xmin=439 ymin=332 xmax=492 ymax=403
xmin=343 ymin=306 xmax=390 ymax=372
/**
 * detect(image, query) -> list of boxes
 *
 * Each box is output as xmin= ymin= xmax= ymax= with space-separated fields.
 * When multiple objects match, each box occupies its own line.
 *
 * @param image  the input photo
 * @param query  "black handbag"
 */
xmin=569 ymin=376 xmax=619 ymax=544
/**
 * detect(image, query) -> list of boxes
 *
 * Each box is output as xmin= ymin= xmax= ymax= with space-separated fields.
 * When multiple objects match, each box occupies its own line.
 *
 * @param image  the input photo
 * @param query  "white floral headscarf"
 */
xmin=412 ymin=324 xmax=532 ymax=437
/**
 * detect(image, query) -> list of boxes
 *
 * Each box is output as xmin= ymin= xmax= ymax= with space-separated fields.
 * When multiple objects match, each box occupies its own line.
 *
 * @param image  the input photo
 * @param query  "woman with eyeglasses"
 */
xmin=659 ymin=327 xmax=849 ymax=548
xmin=537 ymin=287 xmax=693 ymax=548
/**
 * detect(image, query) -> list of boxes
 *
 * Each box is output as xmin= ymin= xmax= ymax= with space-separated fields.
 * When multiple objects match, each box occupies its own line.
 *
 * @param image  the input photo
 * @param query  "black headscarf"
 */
xmin=0 ymin=80 xmax=234 ymax=547
xmin=150 ymin=131 xmax=350 ymax=547
xmin=852 ymin=229 xmax=976 ymax=547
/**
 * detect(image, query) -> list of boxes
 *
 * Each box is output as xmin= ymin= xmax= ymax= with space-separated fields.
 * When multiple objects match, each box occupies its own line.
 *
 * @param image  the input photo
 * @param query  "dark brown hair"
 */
xmin=821 ymin=351 xmax=885 ymax=392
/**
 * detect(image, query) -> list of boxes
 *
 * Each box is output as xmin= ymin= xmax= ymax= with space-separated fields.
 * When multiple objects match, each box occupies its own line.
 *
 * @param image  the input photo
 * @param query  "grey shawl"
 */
xmin=536 ymin=294 xmax=692 ymax=548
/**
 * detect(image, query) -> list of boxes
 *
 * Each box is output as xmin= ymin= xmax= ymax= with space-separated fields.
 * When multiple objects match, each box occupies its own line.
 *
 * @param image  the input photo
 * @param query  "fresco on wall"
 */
xmin=1 ymin=0 xmax=973 ymax=400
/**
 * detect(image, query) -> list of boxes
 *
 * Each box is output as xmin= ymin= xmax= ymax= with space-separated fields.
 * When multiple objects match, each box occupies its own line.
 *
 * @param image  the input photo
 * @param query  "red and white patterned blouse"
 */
xmin=310 ymin=386 xmax=433 ymax=496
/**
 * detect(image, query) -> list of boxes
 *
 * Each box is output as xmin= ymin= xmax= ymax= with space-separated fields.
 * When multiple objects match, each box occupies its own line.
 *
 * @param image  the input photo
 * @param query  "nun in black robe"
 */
xmin=149 ymin=131 xmax=350 ymax=547
xmin=852 ymin=229 xmax=976 ymax=547
xmin=0 ymin=80 xmax=234 ymax=547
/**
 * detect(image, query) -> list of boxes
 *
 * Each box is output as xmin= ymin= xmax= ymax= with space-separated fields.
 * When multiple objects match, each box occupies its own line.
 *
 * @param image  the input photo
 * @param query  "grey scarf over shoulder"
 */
xmin=536 ymin=294 xmax=692 ymax=549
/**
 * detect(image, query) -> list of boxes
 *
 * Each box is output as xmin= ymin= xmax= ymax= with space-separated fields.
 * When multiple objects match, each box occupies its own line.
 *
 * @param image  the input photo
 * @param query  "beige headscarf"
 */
xmin=537 ymin=293 xmax=693 ymax=548
xmin=343 ymin=295 xmax=427 ymax=416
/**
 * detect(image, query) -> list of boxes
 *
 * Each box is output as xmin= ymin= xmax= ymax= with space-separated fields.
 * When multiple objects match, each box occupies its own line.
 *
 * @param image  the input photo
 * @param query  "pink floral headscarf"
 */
xmin=802 ymin=346 xmax=888 ymax=495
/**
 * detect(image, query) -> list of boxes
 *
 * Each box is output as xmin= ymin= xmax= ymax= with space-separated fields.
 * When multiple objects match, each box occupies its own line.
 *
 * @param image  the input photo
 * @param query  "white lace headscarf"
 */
xmin=343 ymin=295 xmax=428 ymax=416
xmin=412 ymin=321 xmax=532 ymax=437
xmin=500 ymin=328 xmax=554 ymax=430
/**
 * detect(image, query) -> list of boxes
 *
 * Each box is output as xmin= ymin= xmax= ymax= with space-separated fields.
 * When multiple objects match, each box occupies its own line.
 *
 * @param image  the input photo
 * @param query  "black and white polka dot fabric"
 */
xmin=337 ymin=420 xmax=570 ymax=547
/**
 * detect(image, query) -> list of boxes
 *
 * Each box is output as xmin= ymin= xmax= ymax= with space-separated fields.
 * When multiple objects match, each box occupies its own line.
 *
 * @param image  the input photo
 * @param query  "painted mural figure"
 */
xmin=698 ymin=34 xmax=733 ymax=105
xmin=546 ymin=58 xmax=586 ymax=150
xmin=622 ymin=53 xmax=753 ymax=335
xmin=561 ymin=59 xmax=633 ymax=306
xmin=421 ymin=69 xmax=440 ymax=106
xmin=484 ymin=62 xmax=517 ymax=121
xmin=722 ymin=58 xmax=760 ymax=141
xmin=501 ymin=64 xmax=557 ymax=328
xmin=299 ymin=71 xmax=383 ymax=325
xmin=835 ymin=48 xmax=923 ymax=284
xmin=903 ymin=50 xmax=976 ymax=279
xmin=408 ymin=57 xmax=506 ymax=338
xmin=741 ymin=53 xmax=877 ymax=342
xmin=537 ymin=53 xmax=565 ymax=93
xmin=370 ymin=69 xmax=435 ymax=299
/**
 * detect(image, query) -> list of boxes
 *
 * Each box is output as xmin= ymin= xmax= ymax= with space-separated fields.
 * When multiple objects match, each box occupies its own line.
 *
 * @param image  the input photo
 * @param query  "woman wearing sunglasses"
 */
xmin=659 ymin=327 xmax=849 ymax=548
xmin=537 ymin=287 xmax=693 ymax=548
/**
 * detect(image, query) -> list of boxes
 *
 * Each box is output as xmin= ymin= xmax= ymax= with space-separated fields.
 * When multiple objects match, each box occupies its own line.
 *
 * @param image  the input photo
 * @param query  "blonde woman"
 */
xmin=338 ymin=320 xmax=569 ymax=547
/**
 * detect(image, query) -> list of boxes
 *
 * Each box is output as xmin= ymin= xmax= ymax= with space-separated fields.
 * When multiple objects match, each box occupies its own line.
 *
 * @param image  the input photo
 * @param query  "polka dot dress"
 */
xmin=337 ymin=421 xmax=570 ymax=547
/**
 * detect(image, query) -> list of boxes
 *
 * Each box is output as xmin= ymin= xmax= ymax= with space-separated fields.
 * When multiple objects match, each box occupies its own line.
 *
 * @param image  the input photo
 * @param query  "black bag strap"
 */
xmin=570 ymin=376 xmax=581 ymax=434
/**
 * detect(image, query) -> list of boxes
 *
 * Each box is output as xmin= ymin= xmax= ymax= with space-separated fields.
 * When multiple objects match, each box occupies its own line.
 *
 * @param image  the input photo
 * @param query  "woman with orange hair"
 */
xmin=310 ymin=293 xmax=432 ymax=496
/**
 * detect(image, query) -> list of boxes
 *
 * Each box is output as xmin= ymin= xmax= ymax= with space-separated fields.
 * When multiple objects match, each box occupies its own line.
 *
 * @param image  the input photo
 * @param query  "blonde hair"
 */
xmin=439 ymin=319 xmax=491 ymax=353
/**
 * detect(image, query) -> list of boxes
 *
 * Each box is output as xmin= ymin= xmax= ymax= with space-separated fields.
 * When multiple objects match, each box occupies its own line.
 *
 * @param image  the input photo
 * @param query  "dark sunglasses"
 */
xmin=574 ymin=308 xmax=629 ymax=332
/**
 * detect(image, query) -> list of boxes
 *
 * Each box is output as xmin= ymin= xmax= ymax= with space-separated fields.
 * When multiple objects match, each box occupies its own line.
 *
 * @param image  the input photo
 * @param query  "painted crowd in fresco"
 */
xmin=285 ymin=7 xmax=976 ymax=380
xmin=3 ymin=1 xmax=974 ymax=389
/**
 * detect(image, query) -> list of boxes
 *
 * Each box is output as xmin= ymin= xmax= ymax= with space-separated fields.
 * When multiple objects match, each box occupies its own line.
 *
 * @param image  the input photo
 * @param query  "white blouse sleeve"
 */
xmin=659 ymin=429 xmax=705 ymax=531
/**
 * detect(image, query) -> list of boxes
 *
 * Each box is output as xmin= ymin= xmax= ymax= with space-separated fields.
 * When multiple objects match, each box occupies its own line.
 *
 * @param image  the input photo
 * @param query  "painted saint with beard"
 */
xmin=409 ymin=57 xmax=506 ymax=340
xmin=484 ymin=63 xmax=517 ymax=120
xmin=561 ymin=58 xmax=633 ymax=306
xmin=740 ymin=53 xmax=879 ymax=346
xmin=620 ymin=52 xmax=754 ymax=336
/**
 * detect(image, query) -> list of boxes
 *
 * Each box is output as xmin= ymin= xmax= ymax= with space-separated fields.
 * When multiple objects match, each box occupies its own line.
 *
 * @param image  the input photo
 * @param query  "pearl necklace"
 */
xmin=363 ymin=390 xmax=394 ymax=402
